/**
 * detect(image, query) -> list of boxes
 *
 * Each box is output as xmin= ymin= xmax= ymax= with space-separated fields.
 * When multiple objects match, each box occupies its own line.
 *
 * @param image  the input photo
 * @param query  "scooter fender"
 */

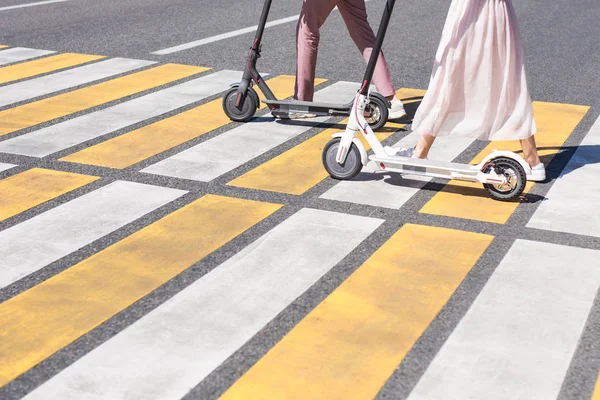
xmin=476 ymin=150 xmax=532 ymax=174
xmin=331 ymin=133 xmax=368 ymax=166
xmin=229 ymin=83 xmax=260 ymax=108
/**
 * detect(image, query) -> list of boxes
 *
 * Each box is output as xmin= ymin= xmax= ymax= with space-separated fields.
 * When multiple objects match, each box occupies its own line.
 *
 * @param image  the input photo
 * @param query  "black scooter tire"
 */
xmin=365 ymin=95 xmax=389 ymax=131
xmin=322 ymin=137 xmax=363 ymax=180
xmin=222 ymin=86 xmax=258 ymax=122
xmin=482 ymin=157 xmax=527 ymax=201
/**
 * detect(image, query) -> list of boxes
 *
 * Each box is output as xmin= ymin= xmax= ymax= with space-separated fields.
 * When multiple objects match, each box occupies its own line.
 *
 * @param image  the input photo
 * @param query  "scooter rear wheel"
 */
xmin=482 ymin=157 xmax=527 ymax=201
xmin=222 ymin=86 xmax=258 ymax=122
xmin=322 ymin=137 xmax=363 ymax=180
xmin=364 ymin=96 xmax=388 ymax=131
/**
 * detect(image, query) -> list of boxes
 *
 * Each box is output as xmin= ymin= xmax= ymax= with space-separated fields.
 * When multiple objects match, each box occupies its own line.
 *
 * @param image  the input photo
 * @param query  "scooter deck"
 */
xmin=263 ymin=99 xmax=352 ymax=115
xmin=370 ymin=154 xmax=477 ymax=173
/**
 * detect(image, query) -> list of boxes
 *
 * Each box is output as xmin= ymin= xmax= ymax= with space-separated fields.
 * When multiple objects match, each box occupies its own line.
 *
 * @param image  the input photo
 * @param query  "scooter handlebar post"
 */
xmin=360 ymin=0 xmax=396 ymax=96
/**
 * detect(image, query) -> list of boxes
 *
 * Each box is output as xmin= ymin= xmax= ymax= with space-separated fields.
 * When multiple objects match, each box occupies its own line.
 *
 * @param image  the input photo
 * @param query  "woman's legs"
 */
xmin=520 ymin=135 xmax=541 ymax=166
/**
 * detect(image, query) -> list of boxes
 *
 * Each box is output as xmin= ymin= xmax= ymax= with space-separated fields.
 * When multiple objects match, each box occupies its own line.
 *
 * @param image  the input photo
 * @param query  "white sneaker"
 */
xmin=388 ymin=99 xmax=407 ymax=119
xmin=527 ymin=162 xmax=546 ymax=182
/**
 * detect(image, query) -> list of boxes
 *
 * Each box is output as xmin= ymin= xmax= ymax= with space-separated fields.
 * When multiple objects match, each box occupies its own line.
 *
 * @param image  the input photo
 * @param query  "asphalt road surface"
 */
xmin=1 ymin=0 xmax=600 ymax=399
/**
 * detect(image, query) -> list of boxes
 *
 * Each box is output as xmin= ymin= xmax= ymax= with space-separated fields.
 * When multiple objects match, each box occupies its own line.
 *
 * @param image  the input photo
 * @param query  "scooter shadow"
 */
xmin=352 ymin=167 xmax=547 ymax=204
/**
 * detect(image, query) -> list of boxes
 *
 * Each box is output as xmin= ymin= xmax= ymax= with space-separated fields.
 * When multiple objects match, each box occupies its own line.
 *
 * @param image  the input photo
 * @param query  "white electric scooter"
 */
xmin=321 ymin=0 xmax=529 ymax=201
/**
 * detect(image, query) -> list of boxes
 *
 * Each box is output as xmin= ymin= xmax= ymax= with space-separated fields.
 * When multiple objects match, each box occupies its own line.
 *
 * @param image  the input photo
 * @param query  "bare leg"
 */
xmin=412 ymin=134 xmax=436 ymax=159
xmin=520 ymin=135 xmax=541 ymax=166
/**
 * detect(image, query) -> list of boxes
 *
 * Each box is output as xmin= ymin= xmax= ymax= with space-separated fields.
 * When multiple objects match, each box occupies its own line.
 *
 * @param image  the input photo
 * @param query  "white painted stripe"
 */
xmin=150 ymin=0 xmax=371 ymax=55
xmin=0 ymin=181 xmax=186 ymax=289
xmin=0 ymin=162 xmax=16 ymax=173
xmin=0 ymin=57 xmax=155 ymax=107
xmin=407 ymin=239 xmax=600 ymax=400
xmin=527 ymin=114 xmax=600 ymax=237
xmin=151 ymin=16 xmax=298 ymax=55
xmin=320 ymin=130 xmax=475 ymax=208
xmin=22 ymin=208 xmax=383 ymax=400
xmin=140 ymin=81 xmax=357 ymax=181
xmin=0 ymin=70 xmax=243 ymax=157
xmin=0 ymin=0 xmax=69 ymax=12
xmin=0 ymin=47 xmax=55 ymax=66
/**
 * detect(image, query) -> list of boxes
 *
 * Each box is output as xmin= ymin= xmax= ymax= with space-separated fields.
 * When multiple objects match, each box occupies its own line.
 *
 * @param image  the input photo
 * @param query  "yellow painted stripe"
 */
xmin=227 ymin=88 xmax=424 ymax=195
xmin=0 ymin=53 xmax=105 ymax=84
xmin=0 ymin=168 xmax=98 ymax=221
xmin=593 ymin=373 xmax=600 ymax=400
xmin=59 ymin=75 xmax=324 ymax=169
xmin=0 ymin=63 xmax=208 ymax=137
xmin=419 ymin=101 xmax=590 ymax=224
xmin=0 ymin=45 xmax=7 ymax=49
xmin=0 ymin=194 xmax=281 ymax=387
xmin=219 ymin=224 xmax=493 ymax=400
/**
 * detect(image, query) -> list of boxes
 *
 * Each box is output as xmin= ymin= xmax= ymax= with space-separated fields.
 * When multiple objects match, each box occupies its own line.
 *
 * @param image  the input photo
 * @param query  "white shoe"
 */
xmin=394 ymin=147 xmax=427 ymax=159
xmin=388 ymin=99 xmax=407 ymax=119
xmin=527 ymin=162 xmax=546 ymax=181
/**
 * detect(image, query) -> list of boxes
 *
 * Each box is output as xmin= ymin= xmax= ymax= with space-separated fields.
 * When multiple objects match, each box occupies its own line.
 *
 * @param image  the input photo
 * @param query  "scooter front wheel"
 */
xmin=222 ymin=86 xmax=258 ymax=122
xmin=482 ymin=157 xmax=527 ymax=201
xmin=364 ymin=96 xmax=389 ymax=131
xmin=322 ymin=137 xmax=362 ymax=180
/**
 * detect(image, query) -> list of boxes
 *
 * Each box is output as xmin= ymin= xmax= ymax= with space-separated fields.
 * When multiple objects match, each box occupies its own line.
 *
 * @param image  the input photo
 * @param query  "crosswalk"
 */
xmin=1 ymin=44 xmax=599 ymax=400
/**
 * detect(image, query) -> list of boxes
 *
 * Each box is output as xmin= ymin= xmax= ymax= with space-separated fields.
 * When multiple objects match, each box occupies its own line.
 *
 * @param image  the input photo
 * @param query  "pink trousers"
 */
xmin=294 ymin=0 xmax=396 ymax=101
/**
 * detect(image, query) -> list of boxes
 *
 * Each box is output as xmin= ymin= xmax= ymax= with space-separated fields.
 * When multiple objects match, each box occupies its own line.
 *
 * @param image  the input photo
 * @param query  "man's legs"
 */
xmin=336 ymin=0 xmax=405 ymax=118
xmin=294 ymin=0 xmax=337 ymax=101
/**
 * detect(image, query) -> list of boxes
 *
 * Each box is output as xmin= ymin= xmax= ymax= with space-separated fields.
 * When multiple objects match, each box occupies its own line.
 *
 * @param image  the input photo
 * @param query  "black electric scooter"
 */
xmin=221 ymin=0 xmax=393 ymax=131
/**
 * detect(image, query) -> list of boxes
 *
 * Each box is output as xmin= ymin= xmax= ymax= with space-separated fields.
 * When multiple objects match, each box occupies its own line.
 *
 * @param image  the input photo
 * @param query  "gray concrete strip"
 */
xmin=0 ymin=180 xmax=186 ymax=289
xmin=0 ymin=70 xmax=242 ymax=157
xmin=0 ymin=57 xmax=155 ymax=107
xmin=21 ymin=207 xmax=383 ymax=400
xmin=0 ymin=47 xmax=54 ymax=66
xmin=405 ymin=239 xmax=600 ymax=400
xmin=139 ymin=81 xmax=358 ymax=181
xmin=527 ymin=114 xmax=600 ymax=238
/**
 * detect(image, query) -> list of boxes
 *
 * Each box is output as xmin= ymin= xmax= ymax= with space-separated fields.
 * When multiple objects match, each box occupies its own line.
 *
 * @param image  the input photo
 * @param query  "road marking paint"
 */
xmin=0 ymin=195 xmax=280 ymax=389
xmin=0 ymin=63 xmax=204 ymax=137
xmin=419 ymin=101 xmax=590 ymax=224
xmin=0 ymin=45 xmax=8 ymax=49
xmin=406 ymin=239 xmax=600 ymax=400
xmin=150 ymin=0 xmax=371 ymax=54
xmin=220 ymin=224 xmax=493 ymax=400
xmin=0 ymin=162 xmax=16 ymax=172
xmin=0 ymin=0 xmax=70 ymax=12
xmin=21 ymin=208 xmax=383 ymax=400
xmin=0 ymin=47 xmax=54 ymax=66
xmin=0 ymin=52 xmax=105 ymax=85
xmin=0 ymin=69 xmax=231 ymax=158
xmin=227 ymin=85 xmax=407 ymax=195
xmin=59 ymin=74 xmax=311 ymax=168
xmin=527 ymin=114 xmax=600 ymax=237
xmin=151 ymin=16 xmax=299 ymax=55
xmin=0 ymin=180 xmax=186 ymax=290
xmin=140 ymin=80 xmax=352 ymax=181
xmin=0 ymin=168 xmax=98 ymax=222
xmin=0 ymin=57 xmax=156 ymax=108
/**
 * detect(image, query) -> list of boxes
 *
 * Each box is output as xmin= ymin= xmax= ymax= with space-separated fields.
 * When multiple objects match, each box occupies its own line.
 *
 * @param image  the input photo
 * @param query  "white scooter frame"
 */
xmin=322 ymin=90 xmax=530 ymax=201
